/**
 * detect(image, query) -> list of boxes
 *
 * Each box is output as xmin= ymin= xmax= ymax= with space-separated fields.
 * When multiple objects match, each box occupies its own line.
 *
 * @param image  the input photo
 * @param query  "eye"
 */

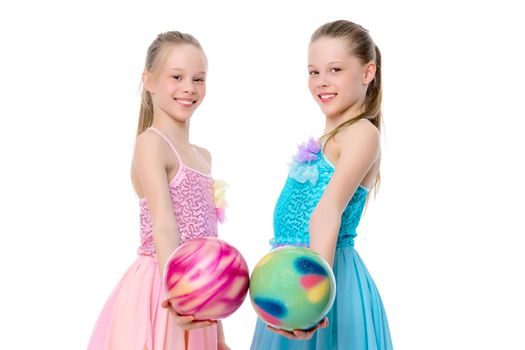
xmin=194 ymin=77 xmax=205 ymax=83
xmin=330 ymin=67 xmax=342 ymax=73
xmin=309 ymin=70 xmax=319 ymax=76
xmin=172 ymin=75 xmax=182 ymax=80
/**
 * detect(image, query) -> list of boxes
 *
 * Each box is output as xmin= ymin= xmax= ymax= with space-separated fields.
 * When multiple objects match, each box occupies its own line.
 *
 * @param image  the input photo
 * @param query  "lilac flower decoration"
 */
xmin=289 ymin=137 xmax=322 ymax=185
xmin=293 ymin=138 xmax=321 ymax=163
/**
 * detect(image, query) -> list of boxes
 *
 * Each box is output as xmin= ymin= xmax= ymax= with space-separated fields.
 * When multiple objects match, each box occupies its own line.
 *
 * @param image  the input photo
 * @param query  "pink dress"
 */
xmin=88 ymin=127 xmax=219 ymax=350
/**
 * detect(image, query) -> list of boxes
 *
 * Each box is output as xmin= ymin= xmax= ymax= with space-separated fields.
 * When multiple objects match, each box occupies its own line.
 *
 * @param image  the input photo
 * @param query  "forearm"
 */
xmin=152 ymin=227 xmax=181 ymax=277
xmin=217 ymin=320 xmax=225 ymax=343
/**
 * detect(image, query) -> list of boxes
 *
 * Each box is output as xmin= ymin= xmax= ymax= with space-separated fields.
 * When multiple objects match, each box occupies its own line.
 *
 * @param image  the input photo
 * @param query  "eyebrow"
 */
xmin=169 ymin=68 xmax=206 ymax=74
xmin=308 ymin=61 xmax=344 ymax=67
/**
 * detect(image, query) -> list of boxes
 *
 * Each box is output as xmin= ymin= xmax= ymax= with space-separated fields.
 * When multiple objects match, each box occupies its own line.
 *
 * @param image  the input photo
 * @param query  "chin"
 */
xmin=320 ymin=106 xmax=341 ymax=118
xmin=176 ymin=115 xmax=193 ymax=122
xmin=170 ymin=111 xmax=194 ymax=122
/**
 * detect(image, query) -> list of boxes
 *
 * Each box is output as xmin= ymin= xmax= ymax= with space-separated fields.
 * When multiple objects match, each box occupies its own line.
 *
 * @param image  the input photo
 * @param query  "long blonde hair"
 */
xmin=311 ymin=20 xmax=383 ymax=195
xmin=136 ymin=31 xmax=204 ymax=136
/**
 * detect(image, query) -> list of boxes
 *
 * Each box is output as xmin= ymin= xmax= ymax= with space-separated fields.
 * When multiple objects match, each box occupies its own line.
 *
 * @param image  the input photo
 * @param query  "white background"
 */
xmin=1 ymin=0 xmax=524 ymax=349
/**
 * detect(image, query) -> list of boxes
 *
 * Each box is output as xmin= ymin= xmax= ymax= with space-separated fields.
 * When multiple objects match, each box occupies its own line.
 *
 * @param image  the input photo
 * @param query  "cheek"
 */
xmin=158 ymin=80 xmax=172 ymax=95
xmin=162 ymin=80 xmax=177 ymax=94
xmin=308 ymin=79 xmax=317 ymax=94
xmin=349 ymin=71 xmax=364 ymax=88
xmin=197 ymin=85 xmax=206 ymax=99
xmin=340 ymin=74 xmax=362 ymax=95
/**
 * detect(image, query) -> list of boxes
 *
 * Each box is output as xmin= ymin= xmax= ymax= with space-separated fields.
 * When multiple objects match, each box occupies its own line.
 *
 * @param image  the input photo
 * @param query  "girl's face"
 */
xmin=308 ymin=37 xmax=374 ymax=119
xmin=144 ymin=44 xmax=207 ymax=122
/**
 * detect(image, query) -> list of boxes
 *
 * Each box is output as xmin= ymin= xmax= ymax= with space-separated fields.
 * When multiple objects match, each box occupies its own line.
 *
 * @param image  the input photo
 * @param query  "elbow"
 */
xmin=310 ymin=208 xmax=341 ymax=231
xmin=152 ymin=226 xmax=175 ymax=237
xmin=152 ymin=224 xmax=181 ymax=250
xmin=151 ymin=220 xmax=179 ymax=240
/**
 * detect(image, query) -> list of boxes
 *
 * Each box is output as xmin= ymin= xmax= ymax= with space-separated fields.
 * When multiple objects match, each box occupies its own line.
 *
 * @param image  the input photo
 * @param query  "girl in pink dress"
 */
xmin=88 ymin=31 xmax=230 ymax=350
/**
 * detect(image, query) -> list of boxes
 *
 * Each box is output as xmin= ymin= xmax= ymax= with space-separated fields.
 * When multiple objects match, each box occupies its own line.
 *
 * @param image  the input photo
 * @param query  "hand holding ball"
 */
xmin=163 ymin=237 xmax=249 ymax=320
xmin=249 ymin=246 xmax=336 ymax=331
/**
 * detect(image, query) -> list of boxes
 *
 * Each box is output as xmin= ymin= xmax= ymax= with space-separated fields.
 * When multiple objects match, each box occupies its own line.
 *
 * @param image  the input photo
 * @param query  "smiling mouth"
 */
xmin=174 ymin=98 xmax=197 ymax=107
xmin=318 ymin=93 xmax=337 ymax=103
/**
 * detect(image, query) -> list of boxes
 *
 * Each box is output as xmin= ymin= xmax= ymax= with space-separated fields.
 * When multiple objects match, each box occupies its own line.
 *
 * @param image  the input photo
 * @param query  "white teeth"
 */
xmin=320 ymin=94 xmax=335 ymax=99
xmin=177 ymin=99 xmax=193 ymax=105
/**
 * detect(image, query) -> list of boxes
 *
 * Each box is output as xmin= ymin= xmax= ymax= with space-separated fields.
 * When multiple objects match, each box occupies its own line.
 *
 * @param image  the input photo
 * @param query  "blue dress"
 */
xmin=250 ymin=139 xmax=393 ymax=350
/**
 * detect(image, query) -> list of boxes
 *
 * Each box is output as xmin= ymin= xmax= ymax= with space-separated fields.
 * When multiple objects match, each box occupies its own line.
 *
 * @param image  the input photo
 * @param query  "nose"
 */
xmin=317 ymin=75 xmax=329 ymax=89
xmin=182 ymin=80 xmax=196 ymax=94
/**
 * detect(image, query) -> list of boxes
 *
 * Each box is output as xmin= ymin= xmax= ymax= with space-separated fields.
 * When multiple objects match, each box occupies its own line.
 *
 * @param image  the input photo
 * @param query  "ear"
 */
xmin=363 ymin=62 xmax=376 ymax=85
xmin=142 ymin=70 xmax=154 ymax=93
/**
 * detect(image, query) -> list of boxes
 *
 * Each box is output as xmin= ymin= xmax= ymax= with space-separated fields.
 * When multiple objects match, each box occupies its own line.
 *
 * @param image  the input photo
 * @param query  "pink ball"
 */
xmin=163 ymin=237 xmax=249 ymax=320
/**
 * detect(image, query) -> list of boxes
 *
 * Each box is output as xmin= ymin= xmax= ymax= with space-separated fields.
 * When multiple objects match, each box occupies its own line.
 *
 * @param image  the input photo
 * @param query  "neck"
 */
xmin=152 ymin=110 xmax=191 ymax=144
xmin=323 ymin=100 xmax=365 ymax=135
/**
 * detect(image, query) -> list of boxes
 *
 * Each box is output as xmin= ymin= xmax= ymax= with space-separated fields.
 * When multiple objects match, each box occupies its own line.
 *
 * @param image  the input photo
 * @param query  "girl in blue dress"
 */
xmin=250 ymin=20 xmax=393 ymax=349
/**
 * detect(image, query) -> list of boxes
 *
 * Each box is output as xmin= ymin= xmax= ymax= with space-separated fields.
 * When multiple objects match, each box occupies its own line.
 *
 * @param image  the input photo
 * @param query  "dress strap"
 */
xmin=148 ymin=127 xmax=183 ymax=165
xmin=191 ymin=145 xmax=211 ymax=172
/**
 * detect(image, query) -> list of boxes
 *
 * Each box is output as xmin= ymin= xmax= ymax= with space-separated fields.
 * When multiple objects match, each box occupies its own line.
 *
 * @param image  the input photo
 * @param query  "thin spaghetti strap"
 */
xmin=192 ymin=145 xmax=211 ymax=172
xmin=148 ymin=127 xmax=183 ymax=164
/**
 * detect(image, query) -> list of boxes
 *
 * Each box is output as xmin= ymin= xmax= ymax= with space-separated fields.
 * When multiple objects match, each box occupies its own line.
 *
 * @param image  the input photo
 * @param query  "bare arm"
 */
xmin=134 ymin=132 xmax=217 ymax=330
xmin=267 ymin=122 xmax=380 ymax=340
xmin=133 ymin=131 xmax=180 ymax=277
xmin=310 ymin=120 xmax=380 ymax=266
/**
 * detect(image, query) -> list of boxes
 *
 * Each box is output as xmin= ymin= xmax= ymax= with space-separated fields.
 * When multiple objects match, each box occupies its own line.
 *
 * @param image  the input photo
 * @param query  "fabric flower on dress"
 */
xmin=213 ymin=179 xmax=228 ymax=224
xmin=289 ymin=137 xmax=322 ymax=185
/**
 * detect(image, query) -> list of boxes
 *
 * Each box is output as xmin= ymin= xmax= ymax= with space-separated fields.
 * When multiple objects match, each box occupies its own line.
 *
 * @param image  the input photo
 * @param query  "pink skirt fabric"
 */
xmin=88 ymin=255 xmax=217 ymax=350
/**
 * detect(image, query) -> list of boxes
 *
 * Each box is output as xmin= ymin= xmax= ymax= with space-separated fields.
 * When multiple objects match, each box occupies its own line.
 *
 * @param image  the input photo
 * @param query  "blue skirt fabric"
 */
xmin=250 ymin=246 xmax=393 ymax=350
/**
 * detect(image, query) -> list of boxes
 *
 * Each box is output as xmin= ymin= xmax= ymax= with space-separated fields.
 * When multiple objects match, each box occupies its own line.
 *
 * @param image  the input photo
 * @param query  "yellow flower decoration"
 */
xmin=213 ymin=180 xmax=228 ymax=223
xmin=213 ymin=179 xmax=228 ymax=208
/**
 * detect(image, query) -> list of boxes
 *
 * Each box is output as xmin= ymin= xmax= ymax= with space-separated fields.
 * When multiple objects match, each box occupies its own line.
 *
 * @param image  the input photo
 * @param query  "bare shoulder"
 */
xmin=338 ymin=118 xmax=380 ymax=154
xmin=133 ymin=129 xmax=169 ymax=167
xmin=193 ymin=144 xmax=212 ymax=165
xmin=342 ymin=118 xmax=380 ymax=140
xmin=135 ymin=129 xmax=161 ymax=151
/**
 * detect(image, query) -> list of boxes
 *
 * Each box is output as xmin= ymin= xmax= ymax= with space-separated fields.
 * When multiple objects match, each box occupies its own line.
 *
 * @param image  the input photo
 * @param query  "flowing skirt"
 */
xmin=250 ymin=247 xmax=392 ymax=349
xmin=88 ymin=255 xmax=217 ymax=350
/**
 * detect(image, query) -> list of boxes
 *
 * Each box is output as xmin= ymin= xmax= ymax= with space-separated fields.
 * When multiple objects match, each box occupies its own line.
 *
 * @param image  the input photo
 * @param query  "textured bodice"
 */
xmin=271 ymin=140 xmax=369 ymax=248
xmin=135 ymin=127 xmax=225 ymax=257
xmin=138 ymin=167 xmax=218 ymax=256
